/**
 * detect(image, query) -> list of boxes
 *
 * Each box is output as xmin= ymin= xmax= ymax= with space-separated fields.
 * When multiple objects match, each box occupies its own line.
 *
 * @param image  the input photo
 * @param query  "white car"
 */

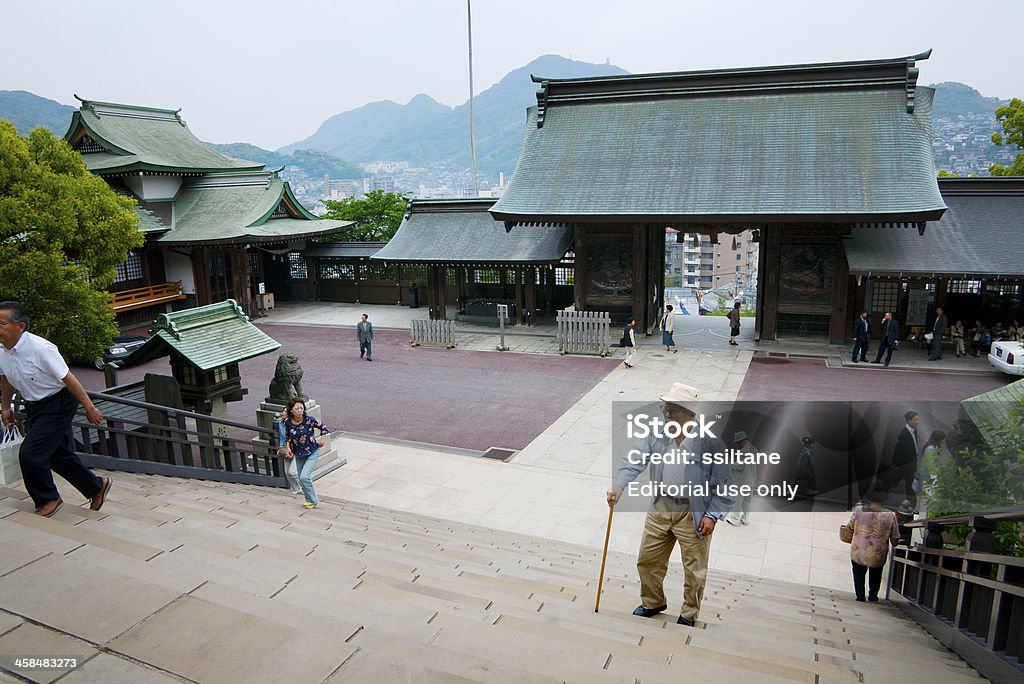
xmin=988 ymin=340 xmax=1024 ymax=376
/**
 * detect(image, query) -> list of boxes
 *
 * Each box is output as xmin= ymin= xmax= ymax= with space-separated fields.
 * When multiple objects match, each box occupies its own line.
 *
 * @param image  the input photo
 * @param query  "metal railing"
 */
xmin=556 ymin=310 xmax=611 ymax=356
xmin=19 ymin=389 xmax=289 ymax=487
xmin=410 ymin=319 xmax=457 ymax=348
xmin=893 ymin=507 xmax=1024 ymax=683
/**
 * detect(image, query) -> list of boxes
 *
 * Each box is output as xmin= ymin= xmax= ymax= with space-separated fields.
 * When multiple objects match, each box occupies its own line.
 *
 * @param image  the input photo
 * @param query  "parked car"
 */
xmin=988 ymin=340 xmax=1024 ymax=376
xmin=94 ymin=335 xmax=149 ymax=368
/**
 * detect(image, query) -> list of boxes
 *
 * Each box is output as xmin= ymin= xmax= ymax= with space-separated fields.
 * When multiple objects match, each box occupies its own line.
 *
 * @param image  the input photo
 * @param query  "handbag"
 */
xmin=1 ymin=425 xmax=25 ymax=485
xmin=839 ymin=524 xmax=853 ymax=544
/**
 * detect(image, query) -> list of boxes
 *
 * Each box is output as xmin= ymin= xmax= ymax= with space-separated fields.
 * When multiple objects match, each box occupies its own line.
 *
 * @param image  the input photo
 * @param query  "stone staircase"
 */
xmin=0 ymin=473 xmax=984 ymax=683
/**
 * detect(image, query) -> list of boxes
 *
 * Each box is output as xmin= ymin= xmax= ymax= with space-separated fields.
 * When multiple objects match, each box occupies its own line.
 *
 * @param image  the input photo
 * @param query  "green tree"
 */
xmin=990 ymin=98 xmax=1024 ymax=176
xmin=319 ymin=190 xmax=408 ymax=242
xmin=0 ymin=121 xmax=143 ymax=360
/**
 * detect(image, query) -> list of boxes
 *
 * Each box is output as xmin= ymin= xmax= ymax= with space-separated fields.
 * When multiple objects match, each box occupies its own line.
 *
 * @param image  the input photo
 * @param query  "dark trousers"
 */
xmin=851 ymin=339 xmax=868 ymax=361
xmin=872 ymin=340 xmax=894 ymax=366
xmin=20 ymin=388 xmax=102 ymax=508
xmin=851 ymin=560 xmax=883 ymax=600
xmin=359 ymin=340 xmax=372 ymax=360
xmin=892 ymin=462 xmax=917 ymax=502
xmin=928 ymin=336 xmax=944 ymax=360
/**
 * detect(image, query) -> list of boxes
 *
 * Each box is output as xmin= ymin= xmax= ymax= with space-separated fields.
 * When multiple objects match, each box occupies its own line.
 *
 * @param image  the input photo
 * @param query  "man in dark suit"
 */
xmin=928 ymin=306 xmax=948 ymax=361
xmin=890 ymin=410 xmax=920 ymax=503
xmin=851 ymin=311 xmax=870 ymax=363
xmin=356 ymin=313 xmax=374 ymax=362
xmin=871 ymin=312 xmax=900 ymax=367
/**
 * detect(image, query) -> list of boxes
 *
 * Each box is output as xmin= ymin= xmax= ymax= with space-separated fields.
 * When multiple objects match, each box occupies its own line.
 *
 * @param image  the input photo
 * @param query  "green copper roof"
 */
xmin=154 ymin=171 xmax=351 ymax=245
xmin=491 ymin=53 xmax=945 ymax=225
xmin=845 ymin=179 xmax=1024 ymax=277
xmin=134 ymin=205 xmax=167 ymax=233
xmin=962 ymin=378 xmax=1024 ymax=444
xmin=65 ymin=99 xmax=263 ymax=175
xmin=373 ymin=198 xmax=572 ymax=264
xmin=129 ymin=299 xmax=280 ymax=370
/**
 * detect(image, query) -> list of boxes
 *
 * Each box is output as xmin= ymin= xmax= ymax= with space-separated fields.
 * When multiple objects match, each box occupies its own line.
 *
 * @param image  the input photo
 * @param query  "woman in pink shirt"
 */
xmin=848 ymin=489 xmax=901 ymax=602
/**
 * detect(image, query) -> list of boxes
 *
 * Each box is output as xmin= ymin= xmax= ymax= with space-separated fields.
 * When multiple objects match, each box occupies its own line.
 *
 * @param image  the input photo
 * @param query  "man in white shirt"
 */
xmin=0 ymin=301 xmax=111 ymax=517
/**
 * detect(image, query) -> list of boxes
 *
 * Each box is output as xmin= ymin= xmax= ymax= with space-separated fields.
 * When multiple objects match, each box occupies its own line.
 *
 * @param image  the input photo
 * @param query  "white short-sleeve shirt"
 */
xmin=0 ymin=331 xmax=69 ymax=401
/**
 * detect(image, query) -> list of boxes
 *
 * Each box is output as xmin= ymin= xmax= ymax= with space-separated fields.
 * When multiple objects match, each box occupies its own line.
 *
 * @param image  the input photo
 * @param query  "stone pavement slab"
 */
xmin=110 ymin=595 xmax=358 ymax=683
xmin=0 ymin=623 xmax=97 ymax=684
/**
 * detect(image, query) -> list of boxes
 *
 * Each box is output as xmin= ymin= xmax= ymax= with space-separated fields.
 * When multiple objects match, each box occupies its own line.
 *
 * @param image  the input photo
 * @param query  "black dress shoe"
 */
xmin=867 ymin=596 xmax=879 ymax=602
xmin=677 ymin=615 xmax=695 ymax=627
xmin=855 ymin=597 xmax=866 ymax=602
xmin=632 ymin=604 xmax=667 ymax=618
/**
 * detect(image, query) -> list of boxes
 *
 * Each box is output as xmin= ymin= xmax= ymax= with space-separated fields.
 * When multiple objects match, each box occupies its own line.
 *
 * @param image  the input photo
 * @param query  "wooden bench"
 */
xmin=109 ymin=282 xmax=187 ymax=313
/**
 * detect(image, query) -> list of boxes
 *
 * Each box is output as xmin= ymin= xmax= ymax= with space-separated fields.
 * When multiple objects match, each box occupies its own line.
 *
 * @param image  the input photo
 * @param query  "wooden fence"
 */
xmin=556 ymin=310 xmax=611 ymax=356
xmin=410 ymin=319 xmax=457 ymax=348
xmin=109 ymin=281 xmax=187 ymax=313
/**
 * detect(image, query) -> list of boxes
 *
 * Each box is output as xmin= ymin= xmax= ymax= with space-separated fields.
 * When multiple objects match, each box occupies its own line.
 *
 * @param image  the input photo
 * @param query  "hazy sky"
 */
xmin=4 ymin=0 xmax=1021 ymax=150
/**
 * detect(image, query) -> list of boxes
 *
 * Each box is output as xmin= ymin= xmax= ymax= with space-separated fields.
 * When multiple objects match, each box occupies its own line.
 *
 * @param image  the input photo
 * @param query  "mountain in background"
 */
xmin=280 ymin=54 xmax=630 ymax=178
xmin=928 ymin=81 xmax=1008 ymax=120
xmin=2 ymin=65 xmax=1018 ymax=186
xmin=206 ymin=142 xmax=363 ymax=180
xmin=0 ymin=90 xmax=75 ymax=136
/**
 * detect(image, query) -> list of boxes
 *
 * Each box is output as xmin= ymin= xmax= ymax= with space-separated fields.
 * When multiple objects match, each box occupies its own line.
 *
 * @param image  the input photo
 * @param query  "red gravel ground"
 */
xmin=76 ymin=325 xmax=620 ymax=452
xmin=738 ymin=357 xmax=1012 ymax=401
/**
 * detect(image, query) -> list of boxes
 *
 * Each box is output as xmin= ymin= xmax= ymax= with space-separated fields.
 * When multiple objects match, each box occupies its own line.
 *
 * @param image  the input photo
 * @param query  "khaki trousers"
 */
xmin=637 ymin=510 xmax=712 ymax=621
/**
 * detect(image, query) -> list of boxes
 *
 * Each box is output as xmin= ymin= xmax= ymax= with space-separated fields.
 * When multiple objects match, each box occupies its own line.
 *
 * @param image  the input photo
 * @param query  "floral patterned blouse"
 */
xmin=280 ymin=416 xmax=329 ymax=458
xmin=848 ymin=506 xmax=901 ymax=568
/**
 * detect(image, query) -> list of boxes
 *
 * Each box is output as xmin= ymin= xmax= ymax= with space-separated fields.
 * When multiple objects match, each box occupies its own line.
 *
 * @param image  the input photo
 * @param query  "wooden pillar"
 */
xmin=192 ymin=247 xmax=210 ymax=306
xmin=456 ymin=266 xmax=467 ymax=314
xmin=647 ymin=225 xmax=665 ymax=333
xmin=514 ymin=268 xmax=524 ymax=325
xmin=830 ymin=237 xmax=850 ymax=345
xmin=631 ymin=224 xmax=651 ymax=333
xmin=525 ymin=267 xmax=537 ymax=326
xmin=233 ymin=246 xmax=253 ymax=316
xmin=574 ymin=225 xmax=586 ymax=311
xmin=759 ymin=227 xmax=781 ymax=341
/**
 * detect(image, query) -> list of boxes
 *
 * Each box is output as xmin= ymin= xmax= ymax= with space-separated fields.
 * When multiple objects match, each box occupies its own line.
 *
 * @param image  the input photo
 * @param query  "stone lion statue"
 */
xmin=268 ymin=354 xmax=306 ymax=402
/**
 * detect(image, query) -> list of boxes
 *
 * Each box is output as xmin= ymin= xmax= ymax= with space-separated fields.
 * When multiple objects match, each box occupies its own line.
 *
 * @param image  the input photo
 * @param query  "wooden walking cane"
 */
xmin=595 ymin=502 xmax=614 ymax=612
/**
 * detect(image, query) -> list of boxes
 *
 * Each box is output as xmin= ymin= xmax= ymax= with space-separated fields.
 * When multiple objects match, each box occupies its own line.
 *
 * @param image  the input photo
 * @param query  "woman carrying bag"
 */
xmin=660 ymin=305 xmax=678 ymax=353
xmin=847 ymin=489 xmax=901 ymax=602
xmin=279 ymin=397 xmax=330 ymax=509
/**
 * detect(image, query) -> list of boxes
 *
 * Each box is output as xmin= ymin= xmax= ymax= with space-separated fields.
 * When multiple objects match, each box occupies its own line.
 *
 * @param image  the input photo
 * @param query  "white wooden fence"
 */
xmin=556 ymin=310 xmax=611 ymax=356
xmin=410 ymin=319 xmax=457 ymax=348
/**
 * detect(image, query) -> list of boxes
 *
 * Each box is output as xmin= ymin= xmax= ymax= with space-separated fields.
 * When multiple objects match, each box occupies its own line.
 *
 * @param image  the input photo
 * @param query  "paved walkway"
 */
xmin=251 ymin=301 xmax=1012 ymax=592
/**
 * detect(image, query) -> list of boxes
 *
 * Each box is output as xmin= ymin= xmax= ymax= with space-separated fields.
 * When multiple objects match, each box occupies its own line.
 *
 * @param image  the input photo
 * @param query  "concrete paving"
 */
xmin=250 ymin=301 xmax=1012 ymax=593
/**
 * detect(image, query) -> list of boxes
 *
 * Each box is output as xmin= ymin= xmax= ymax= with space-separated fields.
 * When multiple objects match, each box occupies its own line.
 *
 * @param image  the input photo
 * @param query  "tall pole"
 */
xmin=467 ymin=0 xmax=479 ymax=196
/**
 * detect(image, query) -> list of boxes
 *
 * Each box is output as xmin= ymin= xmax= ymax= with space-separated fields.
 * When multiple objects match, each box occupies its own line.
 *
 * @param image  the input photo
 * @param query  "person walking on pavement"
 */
xmin=871 ymin=312 xmax=899 ymax=367
xmin=607 ymin=383 xmax=733 ymax=627
xmin=621 ymin=319 xmax=638 ymax=368
xmin=727 ymin=301 xmax=741 ymax=346
xmin=278 ymin=397 xmax=330 ymax=509
xmin=726 ymin=430 xmax=758 ymax=526
xmin=357 ymin=313 xmax=374 ymax=362
xmin=847 ymin=488 xmax=901 ymax=602
xmin=851 ymin=310 xmax=870 ymax=363
xmin=660 ymin=305 xmax=678 ymax=353
xmin=0 ymin=301 xmax=111 ymax=517
xmin=928 ymin=307 xmax=948 ymax=361
xmin=890 ymin=410 xmax=921 ymax=506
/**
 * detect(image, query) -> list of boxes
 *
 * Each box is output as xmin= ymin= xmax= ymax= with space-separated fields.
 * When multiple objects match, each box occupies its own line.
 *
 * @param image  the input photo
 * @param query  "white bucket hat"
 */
xmin=658 ymin=383 xmax=701 ymax=412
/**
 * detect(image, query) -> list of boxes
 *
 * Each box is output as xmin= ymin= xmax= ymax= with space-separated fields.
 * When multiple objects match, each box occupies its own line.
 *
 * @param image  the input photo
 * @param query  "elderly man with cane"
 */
xmin=604 ymin=383 xmax=732 ymax=627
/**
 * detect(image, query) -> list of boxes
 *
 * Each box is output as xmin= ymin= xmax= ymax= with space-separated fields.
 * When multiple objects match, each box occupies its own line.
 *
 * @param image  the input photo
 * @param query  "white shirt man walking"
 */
xmin=0 ymin=301 xmax=111 ymax=517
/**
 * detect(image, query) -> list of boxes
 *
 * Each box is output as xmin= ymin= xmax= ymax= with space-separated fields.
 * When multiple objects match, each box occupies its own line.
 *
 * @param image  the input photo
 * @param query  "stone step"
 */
xmin=4 ymin=510 xmax=163 ymax=561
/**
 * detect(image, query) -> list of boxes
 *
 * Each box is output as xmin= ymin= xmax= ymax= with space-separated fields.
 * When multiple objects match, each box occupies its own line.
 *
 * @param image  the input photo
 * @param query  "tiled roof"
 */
xmin=66 ymin=99 xmax=262 ymax=175
xmin=154 ymin=171 xmax=350 ymax=245
xmin=304 ymin=243 xmax=385 ymax=259
xmin=845 ymin=179 xmax=1024 ymax=277
xmin=491 ymin=53 xmax=945 ymax=225
xmin=129 ymin=300 xmax=280 ymax=370
xmin=962 ymin=378 xmax=1024 ymax=444
xmin=373 ymin=198 xmax=572 ymax=264
xmin=134 ymin=205 xmax=167 ymax=233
